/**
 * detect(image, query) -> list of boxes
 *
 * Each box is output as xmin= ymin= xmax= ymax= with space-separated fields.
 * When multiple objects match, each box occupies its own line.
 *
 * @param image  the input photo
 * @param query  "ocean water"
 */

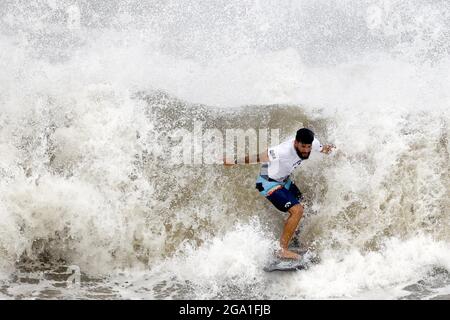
xmin=0 ymin=0 xmax=449 ymax=299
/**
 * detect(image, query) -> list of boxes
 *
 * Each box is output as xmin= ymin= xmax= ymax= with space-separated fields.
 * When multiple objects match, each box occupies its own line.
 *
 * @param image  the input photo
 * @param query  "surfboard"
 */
xmin=263 ymin=248 xmax=319 ymax=272
xmin=263 ymin=258 xmax=307 ymax=272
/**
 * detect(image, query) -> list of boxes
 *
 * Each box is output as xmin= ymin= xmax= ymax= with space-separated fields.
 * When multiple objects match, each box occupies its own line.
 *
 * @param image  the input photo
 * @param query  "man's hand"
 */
xmin=223 ymin=150 xmax=268 ymax=166
xmin=223 ymin=156 xmax=235 ymax=167
xmin=321 ymin=144 xmax=336 ymax=154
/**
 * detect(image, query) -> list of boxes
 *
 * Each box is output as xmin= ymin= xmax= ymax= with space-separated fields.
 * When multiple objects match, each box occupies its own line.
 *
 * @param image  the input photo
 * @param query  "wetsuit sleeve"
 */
xmin=312 ymin=138 xmax=323 ymax=152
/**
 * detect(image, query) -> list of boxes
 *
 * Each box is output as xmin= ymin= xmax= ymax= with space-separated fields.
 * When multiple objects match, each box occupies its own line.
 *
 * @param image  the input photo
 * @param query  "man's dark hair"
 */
xmin=295 ymin=128 xmax=314 ymax=144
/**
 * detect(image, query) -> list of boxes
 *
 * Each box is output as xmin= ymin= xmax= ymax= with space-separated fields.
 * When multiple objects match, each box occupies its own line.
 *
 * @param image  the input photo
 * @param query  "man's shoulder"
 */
xmin=270 ymin=138 xmax=294 ymax=158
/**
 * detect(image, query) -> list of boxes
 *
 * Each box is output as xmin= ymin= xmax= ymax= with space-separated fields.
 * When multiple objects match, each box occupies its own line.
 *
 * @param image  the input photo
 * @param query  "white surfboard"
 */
xmin=263 ymin=249 xmax=319 ymax=272
xmin=263 ymin=258 xmax=307 ymax=272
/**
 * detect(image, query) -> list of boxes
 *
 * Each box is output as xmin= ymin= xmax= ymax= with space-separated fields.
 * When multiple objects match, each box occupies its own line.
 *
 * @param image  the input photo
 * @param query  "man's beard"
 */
xmin=296 ymin=149 xmax=311 ymax=159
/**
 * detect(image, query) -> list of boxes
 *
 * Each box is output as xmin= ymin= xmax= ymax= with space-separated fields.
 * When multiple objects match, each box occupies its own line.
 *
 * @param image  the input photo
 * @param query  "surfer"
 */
xmin=224 ymin=128 xmax=335 ymax=260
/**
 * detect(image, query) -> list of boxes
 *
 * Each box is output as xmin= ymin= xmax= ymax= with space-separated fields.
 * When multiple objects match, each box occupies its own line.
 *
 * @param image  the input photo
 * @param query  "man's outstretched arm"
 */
xmin=223 ymin=149 xmax=269 ymax=166
xmin=320 ymin=144 xmax=336 ymax=154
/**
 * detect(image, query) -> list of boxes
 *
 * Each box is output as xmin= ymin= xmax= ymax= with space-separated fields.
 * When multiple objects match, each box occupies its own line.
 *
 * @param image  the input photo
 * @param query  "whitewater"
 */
xmin=0 ymin=0 xmax=449 ymax=299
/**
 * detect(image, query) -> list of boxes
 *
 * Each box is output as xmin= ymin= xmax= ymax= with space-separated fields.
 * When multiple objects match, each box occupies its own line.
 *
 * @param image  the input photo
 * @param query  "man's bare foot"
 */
xmin=277 ymin=248 xmax=300 ymax=260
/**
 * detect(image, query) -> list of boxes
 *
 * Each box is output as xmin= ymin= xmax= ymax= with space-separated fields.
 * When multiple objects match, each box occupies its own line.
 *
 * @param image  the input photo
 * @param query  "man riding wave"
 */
xmin=224 ymin=128 xmax=335 ymax=260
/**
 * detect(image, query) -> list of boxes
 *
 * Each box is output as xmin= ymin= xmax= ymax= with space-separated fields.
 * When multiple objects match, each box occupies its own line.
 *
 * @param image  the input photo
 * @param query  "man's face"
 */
xmin=294 ymin=141 xmax=312 ymax=159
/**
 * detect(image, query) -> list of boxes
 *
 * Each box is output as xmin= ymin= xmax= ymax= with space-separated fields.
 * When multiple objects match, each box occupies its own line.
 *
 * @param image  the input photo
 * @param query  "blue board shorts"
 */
xmin=255 ymin=175 xmax=303 ymax=212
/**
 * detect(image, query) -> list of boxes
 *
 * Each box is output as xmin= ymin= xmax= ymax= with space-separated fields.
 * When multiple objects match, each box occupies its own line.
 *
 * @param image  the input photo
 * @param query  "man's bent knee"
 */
xmin=288 ymin=204 xmax=303 ymax=218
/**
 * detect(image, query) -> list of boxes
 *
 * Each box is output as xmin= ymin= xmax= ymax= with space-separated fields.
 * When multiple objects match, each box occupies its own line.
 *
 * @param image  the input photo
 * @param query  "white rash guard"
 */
xmin=260 ymin=137 xmax=323 ymax=182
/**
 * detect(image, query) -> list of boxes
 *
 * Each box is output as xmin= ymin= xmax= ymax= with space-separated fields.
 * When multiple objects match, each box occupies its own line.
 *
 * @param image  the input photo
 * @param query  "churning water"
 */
xmin=0 ymin=0 xmax=449 ymax=299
